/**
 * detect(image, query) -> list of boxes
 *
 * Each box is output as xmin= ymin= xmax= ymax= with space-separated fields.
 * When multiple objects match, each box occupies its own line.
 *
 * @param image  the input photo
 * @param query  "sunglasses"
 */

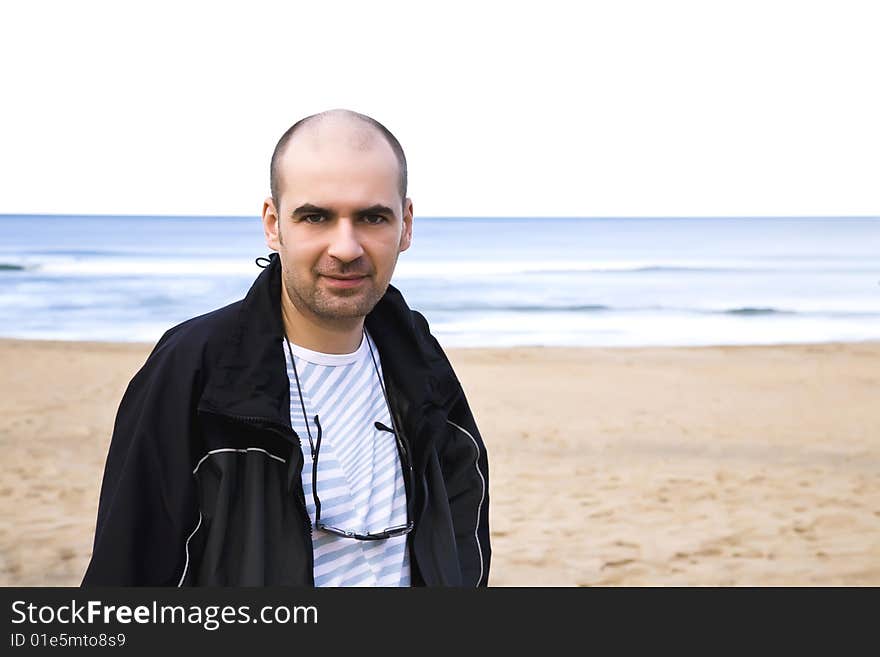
xmin=285 ymin=332 xmax=414 ymax=541
xmin=308 ymin=414 xmax=413 ymax=541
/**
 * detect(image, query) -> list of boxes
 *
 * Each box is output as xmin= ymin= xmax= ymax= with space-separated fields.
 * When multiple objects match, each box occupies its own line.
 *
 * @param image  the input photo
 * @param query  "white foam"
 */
xmin=393 ymin=258 xmax=880 ymax=279
xmin=23 ymin=257 xmax=259 ymax=276
xmin=429 ymin=310 xmax=880 ymax=347
xmin=5 ymin=253 xmax=877 ymax=279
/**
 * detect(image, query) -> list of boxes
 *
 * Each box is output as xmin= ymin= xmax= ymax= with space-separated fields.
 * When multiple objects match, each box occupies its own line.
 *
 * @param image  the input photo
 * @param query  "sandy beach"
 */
xmin=0 ymin=338 xmax=878 ymax=586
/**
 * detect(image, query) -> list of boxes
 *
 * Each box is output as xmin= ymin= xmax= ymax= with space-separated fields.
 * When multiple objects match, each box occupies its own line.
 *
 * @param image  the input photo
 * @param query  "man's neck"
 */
xmin=280 ymin=285 xmax=365 ymax=355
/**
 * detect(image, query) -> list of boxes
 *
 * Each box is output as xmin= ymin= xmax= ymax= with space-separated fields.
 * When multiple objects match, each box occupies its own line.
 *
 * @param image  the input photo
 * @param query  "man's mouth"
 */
xmin=320 ymin=274 xmax=369 ymax=288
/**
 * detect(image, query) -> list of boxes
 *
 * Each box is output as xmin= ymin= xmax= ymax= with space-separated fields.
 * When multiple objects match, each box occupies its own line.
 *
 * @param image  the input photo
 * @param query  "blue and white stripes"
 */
xmin=283 ymin=331 xmax=410 ymax=587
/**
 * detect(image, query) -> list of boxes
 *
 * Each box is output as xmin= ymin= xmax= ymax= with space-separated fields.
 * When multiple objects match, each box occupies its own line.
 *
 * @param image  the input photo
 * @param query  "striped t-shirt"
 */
xmin=282 ymin=330 xmax=411 ymax=587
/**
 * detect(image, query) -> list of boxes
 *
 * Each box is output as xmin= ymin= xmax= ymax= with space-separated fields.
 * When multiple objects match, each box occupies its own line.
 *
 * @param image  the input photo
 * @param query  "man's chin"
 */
xmin=313 ymin=290 xmax=381 ymax=319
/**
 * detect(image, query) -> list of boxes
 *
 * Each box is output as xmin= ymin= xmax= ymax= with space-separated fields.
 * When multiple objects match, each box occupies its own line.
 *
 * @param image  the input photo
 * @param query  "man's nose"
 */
xmin=326 ymin=219 xmax=365 ymax=263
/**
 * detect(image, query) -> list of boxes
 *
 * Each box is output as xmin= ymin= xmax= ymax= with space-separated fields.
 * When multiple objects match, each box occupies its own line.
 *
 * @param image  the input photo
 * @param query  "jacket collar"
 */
xmin=197 ymin=253 xmax=461 ymax=443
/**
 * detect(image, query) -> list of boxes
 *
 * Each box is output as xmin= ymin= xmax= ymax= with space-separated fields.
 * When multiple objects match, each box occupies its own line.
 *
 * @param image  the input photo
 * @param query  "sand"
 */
xmin=0 ymin=338 xmax=878 ymax=586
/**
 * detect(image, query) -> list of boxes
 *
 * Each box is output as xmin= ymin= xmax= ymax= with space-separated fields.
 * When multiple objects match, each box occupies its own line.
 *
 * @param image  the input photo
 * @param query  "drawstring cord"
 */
xmin=255 ymin=254 xmax=274 ymax=269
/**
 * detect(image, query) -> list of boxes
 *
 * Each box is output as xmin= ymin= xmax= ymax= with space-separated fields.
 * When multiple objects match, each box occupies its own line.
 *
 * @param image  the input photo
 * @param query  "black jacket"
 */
xmin=81 ymin=253 xmax=490 ymax=586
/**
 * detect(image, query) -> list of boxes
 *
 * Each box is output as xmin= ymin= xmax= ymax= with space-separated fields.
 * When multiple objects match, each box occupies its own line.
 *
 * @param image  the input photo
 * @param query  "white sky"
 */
xmin=1 ymin=0 xmax=878 ymax=217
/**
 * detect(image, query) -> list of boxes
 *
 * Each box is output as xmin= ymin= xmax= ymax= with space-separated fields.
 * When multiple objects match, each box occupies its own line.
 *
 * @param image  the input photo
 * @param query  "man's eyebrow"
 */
xmin=291 ymin=203 xmax=331 ymax=217
xmin=290 ymin=203 xmax=396 ymax=217
xmin=354 ymin=204 xmax=396 ymax=216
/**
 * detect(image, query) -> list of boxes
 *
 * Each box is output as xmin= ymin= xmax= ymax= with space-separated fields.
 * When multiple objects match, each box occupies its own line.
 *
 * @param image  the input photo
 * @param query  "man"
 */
xmin=81 ymin=109 xmax=490 ymax=587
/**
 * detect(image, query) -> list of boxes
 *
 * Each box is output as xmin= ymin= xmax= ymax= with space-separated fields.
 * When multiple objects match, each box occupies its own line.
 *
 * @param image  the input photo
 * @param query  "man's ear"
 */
xmin=262 ymin=197 xmax=282 ymax=250
xmin=399 ymin=198 xmax=413 ymax=252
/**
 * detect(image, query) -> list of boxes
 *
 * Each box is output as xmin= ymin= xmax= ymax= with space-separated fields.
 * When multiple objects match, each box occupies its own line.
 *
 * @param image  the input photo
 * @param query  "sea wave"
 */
xmin=420 ymin=303 xmax=880 ymax=317
xmin=395 ymin=260 xmax=880 ymax=277
xmin=719 ymin=307 xmax=795 ymax=316
xmin=1 ymin=255 xmax=877 ymax=277
xmin=6 ymin=258 xmax=259 ymax=276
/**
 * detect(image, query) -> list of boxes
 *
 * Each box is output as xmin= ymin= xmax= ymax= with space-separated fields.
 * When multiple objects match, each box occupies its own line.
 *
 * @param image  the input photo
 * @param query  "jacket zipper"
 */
xmin=198 ymin=408 xmax=316 ymax=585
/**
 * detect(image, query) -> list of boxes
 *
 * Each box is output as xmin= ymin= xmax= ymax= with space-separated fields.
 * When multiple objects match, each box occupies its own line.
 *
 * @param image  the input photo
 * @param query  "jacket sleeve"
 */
xmin=440 ymin=391 xmax=491 ymax=587
xmin=81 ymin=331 xmax=201 ymax=586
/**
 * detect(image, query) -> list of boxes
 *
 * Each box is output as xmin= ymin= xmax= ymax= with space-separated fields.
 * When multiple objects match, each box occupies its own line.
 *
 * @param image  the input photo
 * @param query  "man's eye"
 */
xmin=363 ymin=215 xmax=387 ymax=224
xmin=302 ymin=214 xmax=325 ymax=224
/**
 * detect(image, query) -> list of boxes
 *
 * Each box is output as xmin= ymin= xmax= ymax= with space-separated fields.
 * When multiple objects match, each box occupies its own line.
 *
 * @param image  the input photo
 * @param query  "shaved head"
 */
xmin=270 ymin=109 xmax=407 ymax=207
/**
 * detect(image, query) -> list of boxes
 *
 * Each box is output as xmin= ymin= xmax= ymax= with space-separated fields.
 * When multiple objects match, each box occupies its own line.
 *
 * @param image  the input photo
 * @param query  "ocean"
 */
xmin=0 ymin=215 xmax=878 ymax=347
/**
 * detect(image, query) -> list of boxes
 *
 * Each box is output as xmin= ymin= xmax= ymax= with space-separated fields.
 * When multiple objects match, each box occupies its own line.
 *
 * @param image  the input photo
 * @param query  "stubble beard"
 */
xmin=283 ymin=267 xmax=391 ymax=321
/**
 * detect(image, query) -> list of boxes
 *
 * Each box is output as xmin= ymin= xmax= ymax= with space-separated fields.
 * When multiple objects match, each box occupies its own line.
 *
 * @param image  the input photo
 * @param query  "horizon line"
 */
xmin=1 ymin=213 xmax=879 ymax=220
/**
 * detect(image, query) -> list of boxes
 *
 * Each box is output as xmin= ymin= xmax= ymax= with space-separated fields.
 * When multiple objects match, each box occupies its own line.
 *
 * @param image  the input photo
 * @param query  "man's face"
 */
xmin=261 ymin=121 xmax=413 ymax=324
